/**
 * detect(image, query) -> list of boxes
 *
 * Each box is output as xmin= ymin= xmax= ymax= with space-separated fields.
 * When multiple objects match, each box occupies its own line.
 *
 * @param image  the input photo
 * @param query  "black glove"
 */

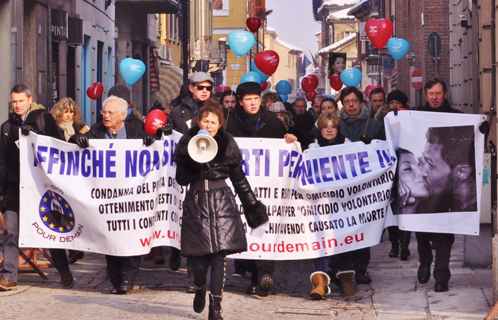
xmin=143 ymin=135 xmax=156 ymax=147
xmin=388 ymin=108 xmax=398 ymax=116
xmin=479 ymin=121 xmax=490 ymax=135
xmin=75 ymin=135 xmax=89 ymax=148
xmin=156 ymin=123 xmax=173 ymax=137
xmin=21 ymin=125 xmax=34 ymax=136
xmin=232 ymin=177 xmax=269 ymax=228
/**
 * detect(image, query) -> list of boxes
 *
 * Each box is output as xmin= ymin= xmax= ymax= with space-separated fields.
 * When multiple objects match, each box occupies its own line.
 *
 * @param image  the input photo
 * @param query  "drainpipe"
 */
xmin=11 ymin=26 xmax=17 ymax=87
xmin=490 ymin=0 xmax=496 ymax=139
xmin=182 ymin=0 xmax=189 ymax=85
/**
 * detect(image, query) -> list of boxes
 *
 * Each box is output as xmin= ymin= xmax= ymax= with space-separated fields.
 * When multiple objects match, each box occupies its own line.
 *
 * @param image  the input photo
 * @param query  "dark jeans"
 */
xmin=106 ymin=255 xmax=141 ymax=289
xmin=388 ymin=226 xmax=411 ymax=250
xmin=416 ymin=232 xmax=454 ymax=282
xmin=330 ymin=247 xmax=369 ymax=275
xmin=191 ymin=251 xmax=226 ymax=296
xmin=246 ymin=259 xmax=276 ymax=285
xmin=49 ymin=249 xmax=70 ymax=275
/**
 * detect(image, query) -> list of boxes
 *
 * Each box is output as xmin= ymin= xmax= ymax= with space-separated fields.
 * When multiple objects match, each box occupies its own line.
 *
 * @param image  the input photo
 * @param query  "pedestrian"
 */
xmin=225 ymin=81 xmax=286 ymax=296
xmin=292 ymin=97 xmax=315 ymax=133
xmin=50 ymin=97 xmax=90 ymax=264
xmin=0 ymin=84 xmax=74 ymax=291
xmin=320 ymin=97 xmax=339 ymax=115
xmin=369 ymin=88 xmax=386 ymax=118
xmin=108 ymin=84 xmax=144 ymax=130
xmin=261 ymin=92 xmax=280 ymax=110
xmin=374 ymin=89 xmax=408 ymax=122
xmin=173 ymin=100 xmax=268 ymax=320
xmin=307 ymin=112 xmax=355 ymax=298
xmin=329 ymin=86 xmax=385 ymax=286
xmin=166 ymin=72 xmax=215 ymax=289
xmin=309 ymin=95 xmax=324 ymax=121
xmin=72 ymin=96 xmax=156 ymax=294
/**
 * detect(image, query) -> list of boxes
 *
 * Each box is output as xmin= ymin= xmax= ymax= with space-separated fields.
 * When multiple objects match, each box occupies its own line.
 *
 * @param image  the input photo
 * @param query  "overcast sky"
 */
xmin=265 ymin=0 xmax=322 ymax=59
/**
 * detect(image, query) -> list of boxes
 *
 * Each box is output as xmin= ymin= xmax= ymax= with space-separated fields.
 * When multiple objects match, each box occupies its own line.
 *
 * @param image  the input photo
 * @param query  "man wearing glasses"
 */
xmin=73 ymin=96 xmax=155 ymax=294
xmin=328 ymin=86 xmax=385 ymax=289
xmin=167 ymin=72 xmax=214 ymax=135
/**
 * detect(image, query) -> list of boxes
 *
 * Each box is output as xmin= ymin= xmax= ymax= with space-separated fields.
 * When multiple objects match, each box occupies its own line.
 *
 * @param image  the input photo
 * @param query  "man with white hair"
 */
xmin=73 ymin=95 xmax=156 ymax=294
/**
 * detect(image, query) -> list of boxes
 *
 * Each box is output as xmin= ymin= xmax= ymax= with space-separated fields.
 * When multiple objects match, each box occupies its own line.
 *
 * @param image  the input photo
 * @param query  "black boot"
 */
xmin=208 ymin=293 xmax=223 ymax=320
xmin=193 ymin=284 xmax=206 ymax=313
xmin=400 ymin=231 xmax=411 ymax=261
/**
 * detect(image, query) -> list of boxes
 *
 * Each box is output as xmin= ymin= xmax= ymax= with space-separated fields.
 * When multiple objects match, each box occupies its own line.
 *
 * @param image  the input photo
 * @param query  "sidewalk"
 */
xmin=0 ymin=233 xmax=494 ymax=319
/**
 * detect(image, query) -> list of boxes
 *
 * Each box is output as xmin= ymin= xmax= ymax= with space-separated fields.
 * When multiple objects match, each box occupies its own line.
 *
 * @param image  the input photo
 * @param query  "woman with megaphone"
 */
xmin=172 ymin=99 xmax=268 ymax=320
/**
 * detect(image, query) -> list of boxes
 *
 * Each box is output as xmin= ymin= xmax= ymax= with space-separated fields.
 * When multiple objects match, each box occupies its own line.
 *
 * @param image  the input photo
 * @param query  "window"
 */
xmin=168 ymin=14 xmax=180 ymax=44
xmin=212 ymin=0 xmax=229 ymax=16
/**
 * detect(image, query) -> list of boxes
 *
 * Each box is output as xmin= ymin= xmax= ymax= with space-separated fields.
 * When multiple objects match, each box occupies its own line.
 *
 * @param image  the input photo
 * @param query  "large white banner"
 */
xmin=384 ymin=111 xmax=486 ymax=235
xmin=19 ymin=132 xmax=396 ymax=259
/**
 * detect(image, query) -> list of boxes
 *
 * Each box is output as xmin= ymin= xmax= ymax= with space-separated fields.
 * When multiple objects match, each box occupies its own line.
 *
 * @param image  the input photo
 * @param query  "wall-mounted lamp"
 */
xmin=95 ymin=24 xmax=109 ymax=34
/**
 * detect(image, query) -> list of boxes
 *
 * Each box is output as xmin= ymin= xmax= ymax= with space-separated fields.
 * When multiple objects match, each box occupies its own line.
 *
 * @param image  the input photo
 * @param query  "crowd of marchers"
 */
xmin=0 ymin=72 xmax=487 ymax=320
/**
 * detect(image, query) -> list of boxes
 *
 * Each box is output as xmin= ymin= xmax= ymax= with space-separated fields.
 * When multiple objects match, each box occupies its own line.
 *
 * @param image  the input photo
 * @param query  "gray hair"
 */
xmin=102 ymin=96 xmax=128 ymax=114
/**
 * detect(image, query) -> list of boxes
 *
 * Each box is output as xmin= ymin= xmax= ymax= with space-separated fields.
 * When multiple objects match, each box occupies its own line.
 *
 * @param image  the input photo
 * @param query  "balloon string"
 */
xmin=377 ymin=55 xmax=381 ymax=84
xmin=231 ymin=56 xmax=240 ymax=89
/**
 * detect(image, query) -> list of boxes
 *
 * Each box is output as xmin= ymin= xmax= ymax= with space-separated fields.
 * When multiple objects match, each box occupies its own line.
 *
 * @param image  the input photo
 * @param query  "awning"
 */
xmin=155 ymin=63 xmax=184 ymax=107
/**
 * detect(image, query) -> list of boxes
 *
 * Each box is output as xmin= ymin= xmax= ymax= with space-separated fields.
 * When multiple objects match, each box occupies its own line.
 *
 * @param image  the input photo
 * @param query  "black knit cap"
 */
xmin=236 ymin=82 xmax=262 ymax=99
xmin=108 ymin=84 xmax=131 ymax=104
xmin=386 ymin=89 xmax=408 ymax=107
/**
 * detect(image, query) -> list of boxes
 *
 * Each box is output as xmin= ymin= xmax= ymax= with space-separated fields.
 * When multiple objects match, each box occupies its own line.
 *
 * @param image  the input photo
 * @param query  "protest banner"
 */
xmin=19 ymin=131 xmax=396 ymax=259
xmin=384 ymin=111 xmax=486 ymax=235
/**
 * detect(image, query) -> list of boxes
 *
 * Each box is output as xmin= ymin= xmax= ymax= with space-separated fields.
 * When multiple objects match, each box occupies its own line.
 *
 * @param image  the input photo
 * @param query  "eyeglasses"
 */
xmin=196 ymin=85 xmax=213 ymax=91
xmin=343 ymin=98 xmax=360 ymax=105
xmin=101 ymin=110 xmax=120 ymax=116
xmin=320 ymin=126 xmax=337 ymax=131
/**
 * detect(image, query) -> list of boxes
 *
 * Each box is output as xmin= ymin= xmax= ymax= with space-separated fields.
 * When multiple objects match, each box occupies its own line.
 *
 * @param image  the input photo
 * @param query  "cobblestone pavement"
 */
xmin=0 ymin=233 xmax=494 ymax=319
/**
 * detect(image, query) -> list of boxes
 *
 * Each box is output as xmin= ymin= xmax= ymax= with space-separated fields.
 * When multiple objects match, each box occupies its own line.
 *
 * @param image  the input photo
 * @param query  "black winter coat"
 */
xmin=172 ymin=127 xmax=267 ymax=257
xmin=81 ymin=120 xmax=151 ymax=140
xmin=167 ymin=96 xmax=205 ymax=134
xmin=0 ymin=104 xmax=63 ymax=211
xmin=225 ymin=105 xmax=286 ymax=138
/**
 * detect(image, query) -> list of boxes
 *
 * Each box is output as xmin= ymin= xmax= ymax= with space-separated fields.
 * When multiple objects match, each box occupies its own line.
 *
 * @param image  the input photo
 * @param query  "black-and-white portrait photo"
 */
xmin=397 ymin=125 xmax=476 ymax=214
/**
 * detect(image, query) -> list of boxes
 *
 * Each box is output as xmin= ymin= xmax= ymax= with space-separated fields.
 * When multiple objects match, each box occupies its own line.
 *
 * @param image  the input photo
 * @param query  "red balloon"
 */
xmin=306 ymin=90 xmax=317 ymax=102
xmin=329 ymin=74 xmax=343 ymax=91
xmin=261 ymin=81 xmax=268 ymax=91
xmin=365 ymin=84 xmax=385 ymax=99
xmin=215 ymin=85 xmax=230 ymax=93
xmin=144 ymin=109 xmax=167 ymax=135
xmin=86 ymin=82 xmax=104 ymax=100
xmin=246 ymin=16 xmax=262 ymax=33
xmin=254 ymin=50 xmax=280 ymax=76
xmin=301 ymin=75 xmax=319 ymax=92
xmin=365 ymin=18 xmax=394 ymax=49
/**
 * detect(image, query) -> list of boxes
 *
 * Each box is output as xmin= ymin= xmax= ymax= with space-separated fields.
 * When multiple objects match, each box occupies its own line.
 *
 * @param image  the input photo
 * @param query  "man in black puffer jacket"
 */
xmin=225 ymin=82 xmax=286 ymax=297
xmin=0 ymin=84 xmax=73 ymax=291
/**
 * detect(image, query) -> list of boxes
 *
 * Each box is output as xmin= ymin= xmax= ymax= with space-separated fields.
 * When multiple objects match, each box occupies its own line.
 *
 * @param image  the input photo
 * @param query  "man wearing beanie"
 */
xmin=167 ymin=72 xmax=214 ymax=134
xmin=225 ymin=82 xmax=286 ymax=297
xmin=374 ymin=89 xmax=409 ymax=122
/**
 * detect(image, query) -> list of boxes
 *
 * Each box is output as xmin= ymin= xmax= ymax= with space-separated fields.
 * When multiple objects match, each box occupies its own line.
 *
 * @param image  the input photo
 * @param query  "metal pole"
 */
xmin=182 ymin=0 xmax=189 ymax=85
xmin=434 ymin=37 xmax=438 ymax=75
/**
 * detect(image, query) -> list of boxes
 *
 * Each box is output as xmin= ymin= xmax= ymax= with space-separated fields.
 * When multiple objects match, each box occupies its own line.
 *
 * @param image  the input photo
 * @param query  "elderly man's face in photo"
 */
xmin=422 ymin=141 xmax=452 ymax=195
xmin=102 ymin=100 xmax=126 ymax=132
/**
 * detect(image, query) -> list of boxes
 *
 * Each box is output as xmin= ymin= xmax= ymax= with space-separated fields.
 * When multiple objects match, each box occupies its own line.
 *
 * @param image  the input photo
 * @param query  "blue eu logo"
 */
xmin=38 ymin=191 xmax=75 ymax=233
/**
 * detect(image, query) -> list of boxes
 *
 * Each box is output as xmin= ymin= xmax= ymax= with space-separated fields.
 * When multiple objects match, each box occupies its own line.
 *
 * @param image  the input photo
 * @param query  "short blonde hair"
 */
xmin=50 ymin=97 xmax=85 ymax=126
xmin=316 ymin=112 xmax=341 ymax=130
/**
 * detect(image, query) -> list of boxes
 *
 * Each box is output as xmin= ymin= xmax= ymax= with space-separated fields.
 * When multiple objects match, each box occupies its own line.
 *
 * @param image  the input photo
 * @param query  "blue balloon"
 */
xmin=340 ymin=68 xmax=362 ymax=87
xmin=324 ymin=94 xmax=335 ymax=99
xmin=119 ymin=58 xmax=146 ymax=86
xmin=250 ymin=61 xmax=270 ymax=83
xmin=240 ymin=72 xmax=261 ymax=84
xmin=387 ymin=38 xmax=410 ymax=61
xmin=280 ymin=94 xmax=288 ymax=103
xmin=228 ymin=31 xmax=255 ymax=57
xmin=275 ymin=80 xmax=292 ymax=95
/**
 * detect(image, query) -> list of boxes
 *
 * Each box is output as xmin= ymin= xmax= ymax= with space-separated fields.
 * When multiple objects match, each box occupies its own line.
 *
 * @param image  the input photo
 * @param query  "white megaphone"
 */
xmin=187 ymin=129 xmax=218 ymax=163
